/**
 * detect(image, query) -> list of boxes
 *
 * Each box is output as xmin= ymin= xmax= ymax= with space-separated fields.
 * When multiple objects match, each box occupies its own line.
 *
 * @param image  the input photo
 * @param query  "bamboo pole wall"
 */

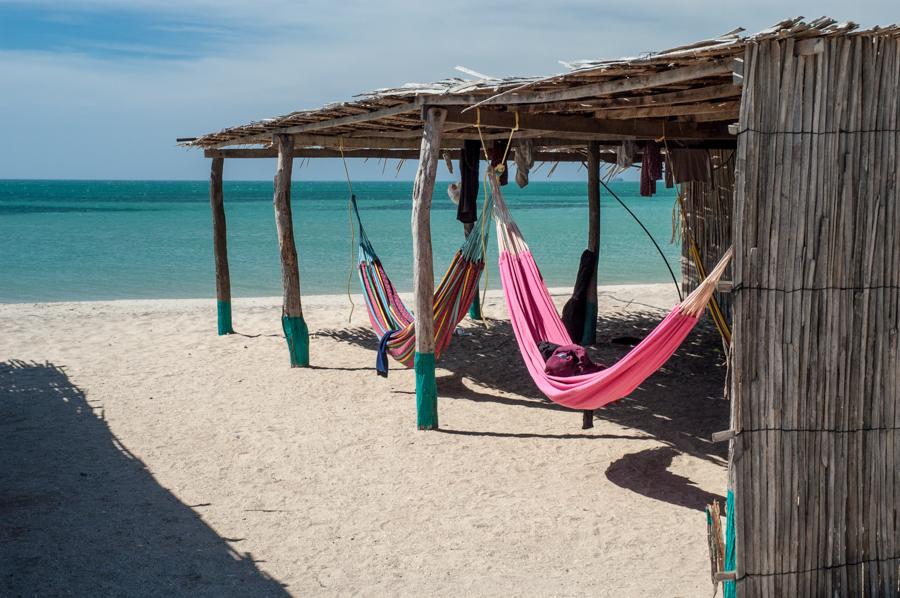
xmin=680 ymin=149 xmax=735 ymax=321
xmin=730 ymin=34 xmax=899 ymax=595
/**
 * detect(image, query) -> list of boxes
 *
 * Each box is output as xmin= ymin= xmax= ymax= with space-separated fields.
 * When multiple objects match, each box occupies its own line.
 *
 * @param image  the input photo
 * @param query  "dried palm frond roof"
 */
xmin=180 ymin=17 xmax=899 ymax=157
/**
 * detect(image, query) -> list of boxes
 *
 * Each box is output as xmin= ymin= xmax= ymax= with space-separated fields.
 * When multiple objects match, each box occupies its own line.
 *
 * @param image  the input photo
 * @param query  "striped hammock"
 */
xmin=352 ymin=194 xmax=491 ymax=367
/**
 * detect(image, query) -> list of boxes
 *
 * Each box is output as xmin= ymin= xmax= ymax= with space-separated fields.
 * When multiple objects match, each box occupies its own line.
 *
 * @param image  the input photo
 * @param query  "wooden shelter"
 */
xmin=179 ymin=17 xmax=899 ymax=595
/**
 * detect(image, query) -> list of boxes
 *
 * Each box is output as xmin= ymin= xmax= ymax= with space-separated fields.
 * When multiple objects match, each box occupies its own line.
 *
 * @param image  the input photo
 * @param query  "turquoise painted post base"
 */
xmin=724 ymin=489 xmax=736 ymax=598
xmin=217 ymin=300 xmax=235 ymax=335
xmin=415 ymin=352 xmax=438 ymax=429
xmin=468 ymin=286 xmax=482 ymax=320
xmin=281 ymin=315 xmax=310 ymax=367
xmin=580 ymin=300 xmax=598 ymax=346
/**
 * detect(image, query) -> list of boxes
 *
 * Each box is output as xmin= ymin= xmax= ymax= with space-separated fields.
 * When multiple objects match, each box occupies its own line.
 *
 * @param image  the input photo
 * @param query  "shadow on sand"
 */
xmin=320 ymin=308 xmax=729 ymax=511
xmin=604 ymin=446 xmax=726 ymax=511
xmin=0 ymin=360 xmax=289 ymax=597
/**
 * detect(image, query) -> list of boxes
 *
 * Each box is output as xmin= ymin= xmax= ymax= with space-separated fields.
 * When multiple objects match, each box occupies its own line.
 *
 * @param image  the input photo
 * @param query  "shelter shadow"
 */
xmin=0 ymin=360 xmax=289 ymax=597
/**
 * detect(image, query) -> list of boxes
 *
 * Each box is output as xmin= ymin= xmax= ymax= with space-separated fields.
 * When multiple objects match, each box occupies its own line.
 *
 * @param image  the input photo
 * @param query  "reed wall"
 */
xmin=729 ymin=34 xmax=899 ymax=595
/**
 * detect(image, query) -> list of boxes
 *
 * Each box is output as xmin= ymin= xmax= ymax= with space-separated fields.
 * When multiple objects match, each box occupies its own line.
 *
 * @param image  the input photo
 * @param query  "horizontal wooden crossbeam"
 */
xmin=441 ymin=107 xmax=733 ymax=139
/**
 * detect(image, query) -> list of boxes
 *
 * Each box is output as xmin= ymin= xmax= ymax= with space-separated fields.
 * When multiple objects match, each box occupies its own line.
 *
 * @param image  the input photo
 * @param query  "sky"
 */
xmin=0 ymin=1 xmax=896 ymax=181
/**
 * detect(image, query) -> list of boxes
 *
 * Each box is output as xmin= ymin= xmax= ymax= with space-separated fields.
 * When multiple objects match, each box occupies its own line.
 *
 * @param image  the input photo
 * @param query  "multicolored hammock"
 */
xmin=352 ymin=194 xmax=491 ymax=367
xmin=488 ymin=171 xmax=732 ymax=411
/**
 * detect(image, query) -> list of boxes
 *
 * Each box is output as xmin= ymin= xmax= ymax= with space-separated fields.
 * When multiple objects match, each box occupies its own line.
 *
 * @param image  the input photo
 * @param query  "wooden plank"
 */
xmin=442 ymin=106 xmax=732 ymax=140
xmin=523 ymin=83 xmax=742 ymax=113
xmin=595 ymin=100 xmax=741 ymax=119
xmin=204 ymin=147 xmax=590 ymax=162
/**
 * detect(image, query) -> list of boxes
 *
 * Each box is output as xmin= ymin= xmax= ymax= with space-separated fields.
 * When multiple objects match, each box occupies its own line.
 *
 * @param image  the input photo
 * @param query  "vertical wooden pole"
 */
xmin=581 ymin=141 xmax=601 ymax=429
xmin=464 ymin=221 xmax=482 ymax=319
xmin=412 ymin=107 xmax=447 ymax=429
xmin=272 ymin=134 xmax=308 ymax=367
xmin=209 ymin=157 xmax=234 ymax=335
xmin=583 ymin=140 xmax=601 ymax=345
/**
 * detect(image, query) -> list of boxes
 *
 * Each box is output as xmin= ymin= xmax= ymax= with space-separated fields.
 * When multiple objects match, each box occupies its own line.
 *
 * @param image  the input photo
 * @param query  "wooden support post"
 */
xmin=581 ymin=141 xmax=601 ymax=428
xmin=583 ymin=141 xmax=601 ymax=344
xmin=209 ymin=157 xmax=234 ymax=335
xmin=464 ymin=222 xmax=482 ymax=319
xmin=272 ymin=134 xmax=309 ymax=367
xmin=412 ymin=107 xmax=447 ymax=429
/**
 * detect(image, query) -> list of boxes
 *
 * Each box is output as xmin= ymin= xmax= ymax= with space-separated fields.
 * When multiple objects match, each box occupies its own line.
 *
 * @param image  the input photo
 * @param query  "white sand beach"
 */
xmin=1 ymin=284 xmax=729 ymax=597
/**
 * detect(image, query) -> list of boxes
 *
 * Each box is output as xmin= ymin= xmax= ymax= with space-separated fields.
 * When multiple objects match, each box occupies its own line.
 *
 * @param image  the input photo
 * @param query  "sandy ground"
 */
xmin=0 ymin=284 xmax=729 ymax=597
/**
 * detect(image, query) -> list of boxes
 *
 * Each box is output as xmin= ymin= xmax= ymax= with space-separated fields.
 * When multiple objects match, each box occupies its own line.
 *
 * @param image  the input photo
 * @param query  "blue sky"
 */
xmin=0 ymin=1 xmax=896 ymax=181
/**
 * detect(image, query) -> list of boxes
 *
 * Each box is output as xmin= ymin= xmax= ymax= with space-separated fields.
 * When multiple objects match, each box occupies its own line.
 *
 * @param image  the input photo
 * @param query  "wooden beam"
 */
xmin=595 ymin=100 xmax=742 ymax=120
xmin=204 ymin=147 xmax=592 ymax=162
xmin=525 ymin=83 xmax=742 ymax=113
xmin=412 ymin=107 xmax=446 ymax=430
xmin=679 ymin=110 xmax=741 ymax=123
xmin=272 ymin=133 xmax=309 ymax=367
xmin=459 ymin=59 xmax=737 ymax=107
xmin=276 ymin=102 xmax=421 ymax=135
xmin=209 ymin=157 xmax=234 ymax=335
xmin=442 ymin=106 xmax=732 ymax=140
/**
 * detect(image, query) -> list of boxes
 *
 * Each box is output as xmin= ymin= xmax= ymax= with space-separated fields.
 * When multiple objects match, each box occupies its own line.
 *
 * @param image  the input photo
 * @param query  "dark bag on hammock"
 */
xmin=544 ymin=344 xmax=605 ymax=377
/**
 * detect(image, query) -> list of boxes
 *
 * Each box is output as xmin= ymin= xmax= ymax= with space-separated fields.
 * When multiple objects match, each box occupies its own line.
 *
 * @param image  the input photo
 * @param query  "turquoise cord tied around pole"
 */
xmin=415 ymin=352 xmax=438 ymax=429
xmin=723 ymin=489 xmax=736 ymax=598
xmin=468 ymin=287 xmax=482 ymax=320
xmin=281 ymin=315 xmax=309 ymax=367
xmin=217 ymin=300 xmax=235 ymax=335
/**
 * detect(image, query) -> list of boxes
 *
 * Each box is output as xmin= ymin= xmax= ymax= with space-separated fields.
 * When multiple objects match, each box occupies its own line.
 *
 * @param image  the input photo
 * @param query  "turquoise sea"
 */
xmin=0 ymin=180 xmax=682 ymax=303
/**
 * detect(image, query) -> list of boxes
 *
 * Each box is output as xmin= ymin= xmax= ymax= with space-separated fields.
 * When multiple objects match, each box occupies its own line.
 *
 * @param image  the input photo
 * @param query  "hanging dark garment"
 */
xmin=664 ymin=153 xmax=675 ymax=188
xmin=640 ymin=141 xmax=662 ymax=197
xmin=489 ymin=140 xmax=509 ymax=186
xmin=376 ymin=330 xmax=397 ymax=377
xmin=561 ymin=249 xmax=598 ymax=342
xmin=457 ymin=140 xmax=481 ymax=224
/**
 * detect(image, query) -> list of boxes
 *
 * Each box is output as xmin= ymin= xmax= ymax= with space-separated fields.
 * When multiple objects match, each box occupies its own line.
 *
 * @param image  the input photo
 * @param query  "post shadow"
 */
xmin=0 ymin=360 xmax=289 ymax=597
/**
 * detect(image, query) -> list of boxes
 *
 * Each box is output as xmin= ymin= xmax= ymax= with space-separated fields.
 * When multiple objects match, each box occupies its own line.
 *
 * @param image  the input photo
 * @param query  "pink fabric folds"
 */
xmin=499 ymin=249 xmax=701 ymax=410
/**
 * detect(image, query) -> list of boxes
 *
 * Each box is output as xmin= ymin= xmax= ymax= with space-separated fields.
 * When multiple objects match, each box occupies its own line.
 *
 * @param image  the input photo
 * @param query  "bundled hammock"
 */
xmin=488 ymin=171 xmax=732 ymax=410
xmin=352 ymin=194 xmax=491 ymax=369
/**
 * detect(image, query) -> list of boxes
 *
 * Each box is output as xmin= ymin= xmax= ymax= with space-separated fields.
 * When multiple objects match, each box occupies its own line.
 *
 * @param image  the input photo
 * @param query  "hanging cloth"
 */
xmin=458 ymin=140 xmax=481 ymax=224
xmin=560 ymin=249 xmax=598 ymax=342
xmin=514 ymin=139 xmax=534 ymax=188
xmin=640 ymin=140 xmax=662 ymax=197
xmin=617 ymin=140 xmax=637 ymax=168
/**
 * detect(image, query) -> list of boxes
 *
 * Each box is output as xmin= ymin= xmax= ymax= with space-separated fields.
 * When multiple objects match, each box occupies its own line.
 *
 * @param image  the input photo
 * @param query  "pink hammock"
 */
xmin=489 ymin=172 xmax=732 ymax=411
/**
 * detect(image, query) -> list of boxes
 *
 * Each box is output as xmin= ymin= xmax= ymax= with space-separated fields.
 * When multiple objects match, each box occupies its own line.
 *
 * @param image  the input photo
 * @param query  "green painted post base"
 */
xmin=468 ymin=285 xmax=482 ymax=320
xmin=281 ymin=315 xmax=310 ymax=367
xmin=415 ymin=352 xmax=438 ymax=429
xmin=724 ymin=489 xmax=736 ymax=598
xmin=580 ymin=300 xmax=597 ymax=346
xmin=217 ymin=300 xmax=235 ymax=335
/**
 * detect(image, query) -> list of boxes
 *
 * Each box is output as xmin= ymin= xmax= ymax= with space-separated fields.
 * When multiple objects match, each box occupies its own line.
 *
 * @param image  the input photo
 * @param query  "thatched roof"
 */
xmin=179 ymin=17 xmax=899 ymax=159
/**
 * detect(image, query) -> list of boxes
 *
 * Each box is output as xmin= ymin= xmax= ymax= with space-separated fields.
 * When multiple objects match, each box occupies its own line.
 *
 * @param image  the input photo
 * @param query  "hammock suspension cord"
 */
xmin=340 ymin=138 xmax=357 ymax=323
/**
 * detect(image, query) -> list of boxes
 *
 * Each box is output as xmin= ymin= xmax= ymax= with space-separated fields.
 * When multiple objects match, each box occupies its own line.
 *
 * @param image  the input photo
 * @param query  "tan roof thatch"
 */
xmin=180 ymin=17 xmax=899 ymax=158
